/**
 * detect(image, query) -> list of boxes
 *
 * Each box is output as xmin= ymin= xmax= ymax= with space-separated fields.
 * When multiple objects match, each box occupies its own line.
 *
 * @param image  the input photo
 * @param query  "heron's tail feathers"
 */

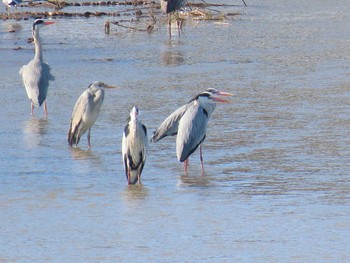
xmin=67 ymin=122 xmax=80 ymax=147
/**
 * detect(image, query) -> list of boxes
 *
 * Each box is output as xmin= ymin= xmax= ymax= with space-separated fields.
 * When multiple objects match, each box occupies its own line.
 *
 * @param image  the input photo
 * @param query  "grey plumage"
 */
xmin=19 ymin=19 xmax=55 ymax=116
xmin=160 ymin=0 xmax=185 ymax=14
xmin=68 ymin=81 xmax=108 ymax=148
xmin=122 ymin=106 xmax=148 ymax=185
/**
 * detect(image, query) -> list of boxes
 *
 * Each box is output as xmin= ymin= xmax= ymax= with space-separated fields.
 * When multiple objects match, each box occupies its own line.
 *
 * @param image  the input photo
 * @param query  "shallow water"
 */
xmin=1 ymin=0 xmax=350 ymax=262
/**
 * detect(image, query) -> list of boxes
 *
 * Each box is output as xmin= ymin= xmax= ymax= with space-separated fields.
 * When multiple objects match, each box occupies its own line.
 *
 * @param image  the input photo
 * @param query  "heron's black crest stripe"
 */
xmin=189 ymin=92 xmax=211 ymax=103
xmin=33 ymin=19 xmax=44 ymax=30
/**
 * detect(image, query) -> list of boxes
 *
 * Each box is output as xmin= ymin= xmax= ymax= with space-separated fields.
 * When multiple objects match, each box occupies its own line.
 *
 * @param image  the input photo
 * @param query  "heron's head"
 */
xmin=32 ymin=19 xmax=55 ymax=31
xmin=130 ymin=106 xmax=139 ymax=122
xmin=197 ymin=88 xmax=233 ymax=103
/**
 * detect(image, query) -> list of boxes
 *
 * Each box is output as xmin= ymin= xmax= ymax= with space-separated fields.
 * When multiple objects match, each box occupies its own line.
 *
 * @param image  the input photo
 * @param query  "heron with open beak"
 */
xmin=151 ymin=88 xmax=233 ymax=174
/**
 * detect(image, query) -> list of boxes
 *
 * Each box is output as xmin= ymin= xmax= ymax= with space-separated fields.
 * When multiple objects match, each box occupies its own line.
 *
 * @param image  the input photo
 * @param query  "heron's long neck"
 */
xmin=33 ymin=29 xmax=43 ymax=61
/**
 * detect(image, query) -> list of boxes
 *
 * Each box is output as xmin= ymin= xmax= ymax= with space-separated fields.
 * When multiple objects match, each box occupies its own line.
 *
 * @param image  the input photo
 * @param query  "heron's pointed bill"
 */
xmin=212 ymin=91 xmax=233 ymax=103
xmin=44 ymin=21 xmax=55 ymax=26
xmin=103 ymin=84 xmax=119 ymax=89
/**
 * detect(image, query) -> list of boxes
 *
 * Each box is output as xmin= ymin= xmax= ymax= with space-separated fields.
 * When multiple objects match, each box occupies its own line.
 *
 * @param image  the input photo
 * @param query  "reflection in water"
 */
xmin=69 ymin=147 xmax=102 ymax=165
xmin=23 ymin=117 xmax=48 ymax=148
xmin=69 ymin=147 xmax=103 ymax=175
xmin=177 ymin=174 xmax=212 ymax=188
xmin=161 ymin=40 xmax=184 ymax=66
xmin=1 ymin=22 xmax=22 ymax=35
xmin=70 ymin=147 xmax=96 ymax=160
xmin=161 ymin=50 xmax=184 ymax=66
xmin=121 ymin=184 xmax=149 ymax=201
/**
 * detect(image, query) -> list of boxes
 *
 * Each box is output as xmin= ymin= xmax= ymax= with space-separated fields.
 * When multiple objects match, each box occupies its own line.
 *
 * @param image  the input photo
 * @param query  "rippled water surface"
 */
xmin=1 ymin=0 xmax=350 ymax=262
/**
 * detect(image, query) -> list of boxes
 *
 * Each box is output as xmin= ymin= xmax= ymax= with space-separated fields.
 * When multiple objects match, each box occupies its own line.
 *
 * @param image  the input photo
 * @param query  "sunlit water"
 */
xmin=1 ymin=0 xmax=350 ymax=262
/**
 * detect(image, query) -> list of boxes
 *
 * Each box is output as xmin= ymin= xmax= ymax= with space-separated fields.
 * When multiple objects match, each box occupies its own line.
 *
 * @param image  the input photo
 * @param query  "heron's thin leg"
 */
xmin=31 ymin=101 xmax=34 ymax=116
xmin=177 ymin=18 xmax=183 ymax=37
xmin=168 ymin=14 xmax=171 ymax=37
xmin=138 ymin=173 xmax=141 ymax=184
xmin=43 ymin=101 xmax=48 ymax=116
xmin=127 ymin=169 xmax=130 ymax=185
xmin=200 ymin=144 xmax=204 ymax=175
xmin=184 ymin=159 xmax=189 ymax=174
xmin=87 ymin=128 xmax=91 ymax=147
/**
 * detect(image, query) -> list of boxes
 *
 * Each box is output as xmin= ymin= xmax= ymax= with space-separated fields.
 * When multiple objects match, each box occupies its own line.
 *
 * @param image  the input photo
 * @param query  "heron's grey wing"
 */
xmin=139 ymin=122 xmax=148 ymax=176
xmin=19 ymin=60 xmax=54 ymax=107
xmin=19 ymin=60 xmax=41 ymax=106
xmin=176 ymin=105 xmax=209 ymax=162
xmin=37 ymin=63 xmax=54 ymax=106
xmin=122 ymin=123 xmax=130 ymax=180
xmin=151 ymin=102 xmax=191 ymax=142
xmin=141 ymin=124 xmax=148 ymax=154
xmin=68 ymin=91 xmax=93 ymax=146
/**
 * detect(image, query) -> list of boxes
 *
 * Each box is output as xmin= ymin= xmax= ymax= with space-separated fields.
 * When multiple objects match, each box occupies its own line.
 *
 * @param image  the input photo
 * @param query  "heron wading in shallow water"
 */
xmin=19 ymin=19 xmax=55 ymax=116
xmin=160 ymin=0 xmax=185 ymax=36
xmin=67 ymin=81 xmax=115 ymax=148
xmin=122 ymin=106 xmax=148 ymax=185
xmin=2 ymin=0 xmax=22 ymax=17
xmin=151 ymin=88 xmax=233 ymax=174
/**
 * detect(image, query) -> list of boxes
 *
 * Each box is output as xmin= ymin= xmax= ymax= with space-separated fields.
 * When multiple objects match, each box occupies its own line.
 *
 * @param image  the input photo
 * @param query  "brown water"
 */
xmin=1 ymin=0 xmax=350 ymax=262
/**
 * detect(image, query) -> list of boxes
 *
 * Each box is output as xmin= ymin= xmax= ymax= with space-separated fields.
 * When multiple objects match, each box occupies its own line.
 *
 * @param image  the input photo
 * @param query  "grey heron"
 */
xmin=160 ymin=0 xmax=185 ymax=36
xmin=151 ymin=88 xmax=233 ymax=174
xmin=19 ymin=19 xmax=55 ymax=116
xmin=122 ymin=106 xmax=148 ymax=185
xmin=2 ymin=0 xmax=22 ymax=16
xmin=67 ymin=81 xmax=114 ymax=148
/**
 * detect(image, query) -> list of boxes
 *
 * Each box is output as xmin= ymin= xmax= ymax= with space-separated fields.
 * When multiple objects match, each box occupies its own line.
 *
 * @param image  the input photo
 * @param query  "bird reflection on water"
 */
xmin=69 ymin=147 xmax=100 ymax=161
xmin=121 ymin=184 xmax=149 ymax=201
xmin=177 ymin=173 xmax=212 ymax=188
xmin=23 ymin=117 xmax=48 ymax=148
xmin=161 ymin=40 xmax=185 ymax=66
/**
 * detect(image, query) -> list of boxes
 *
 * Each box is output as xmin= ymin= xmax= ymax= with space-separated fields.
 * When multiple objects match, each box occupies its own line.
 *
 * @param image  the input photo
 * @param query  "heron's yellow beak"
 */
xmin=103 ymin=84 xmax=120 ymax=89
xmin=212 ymin=91 xmax=233 ymax=103
xmin=44 ymin=21 xmax=55 ymax=26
